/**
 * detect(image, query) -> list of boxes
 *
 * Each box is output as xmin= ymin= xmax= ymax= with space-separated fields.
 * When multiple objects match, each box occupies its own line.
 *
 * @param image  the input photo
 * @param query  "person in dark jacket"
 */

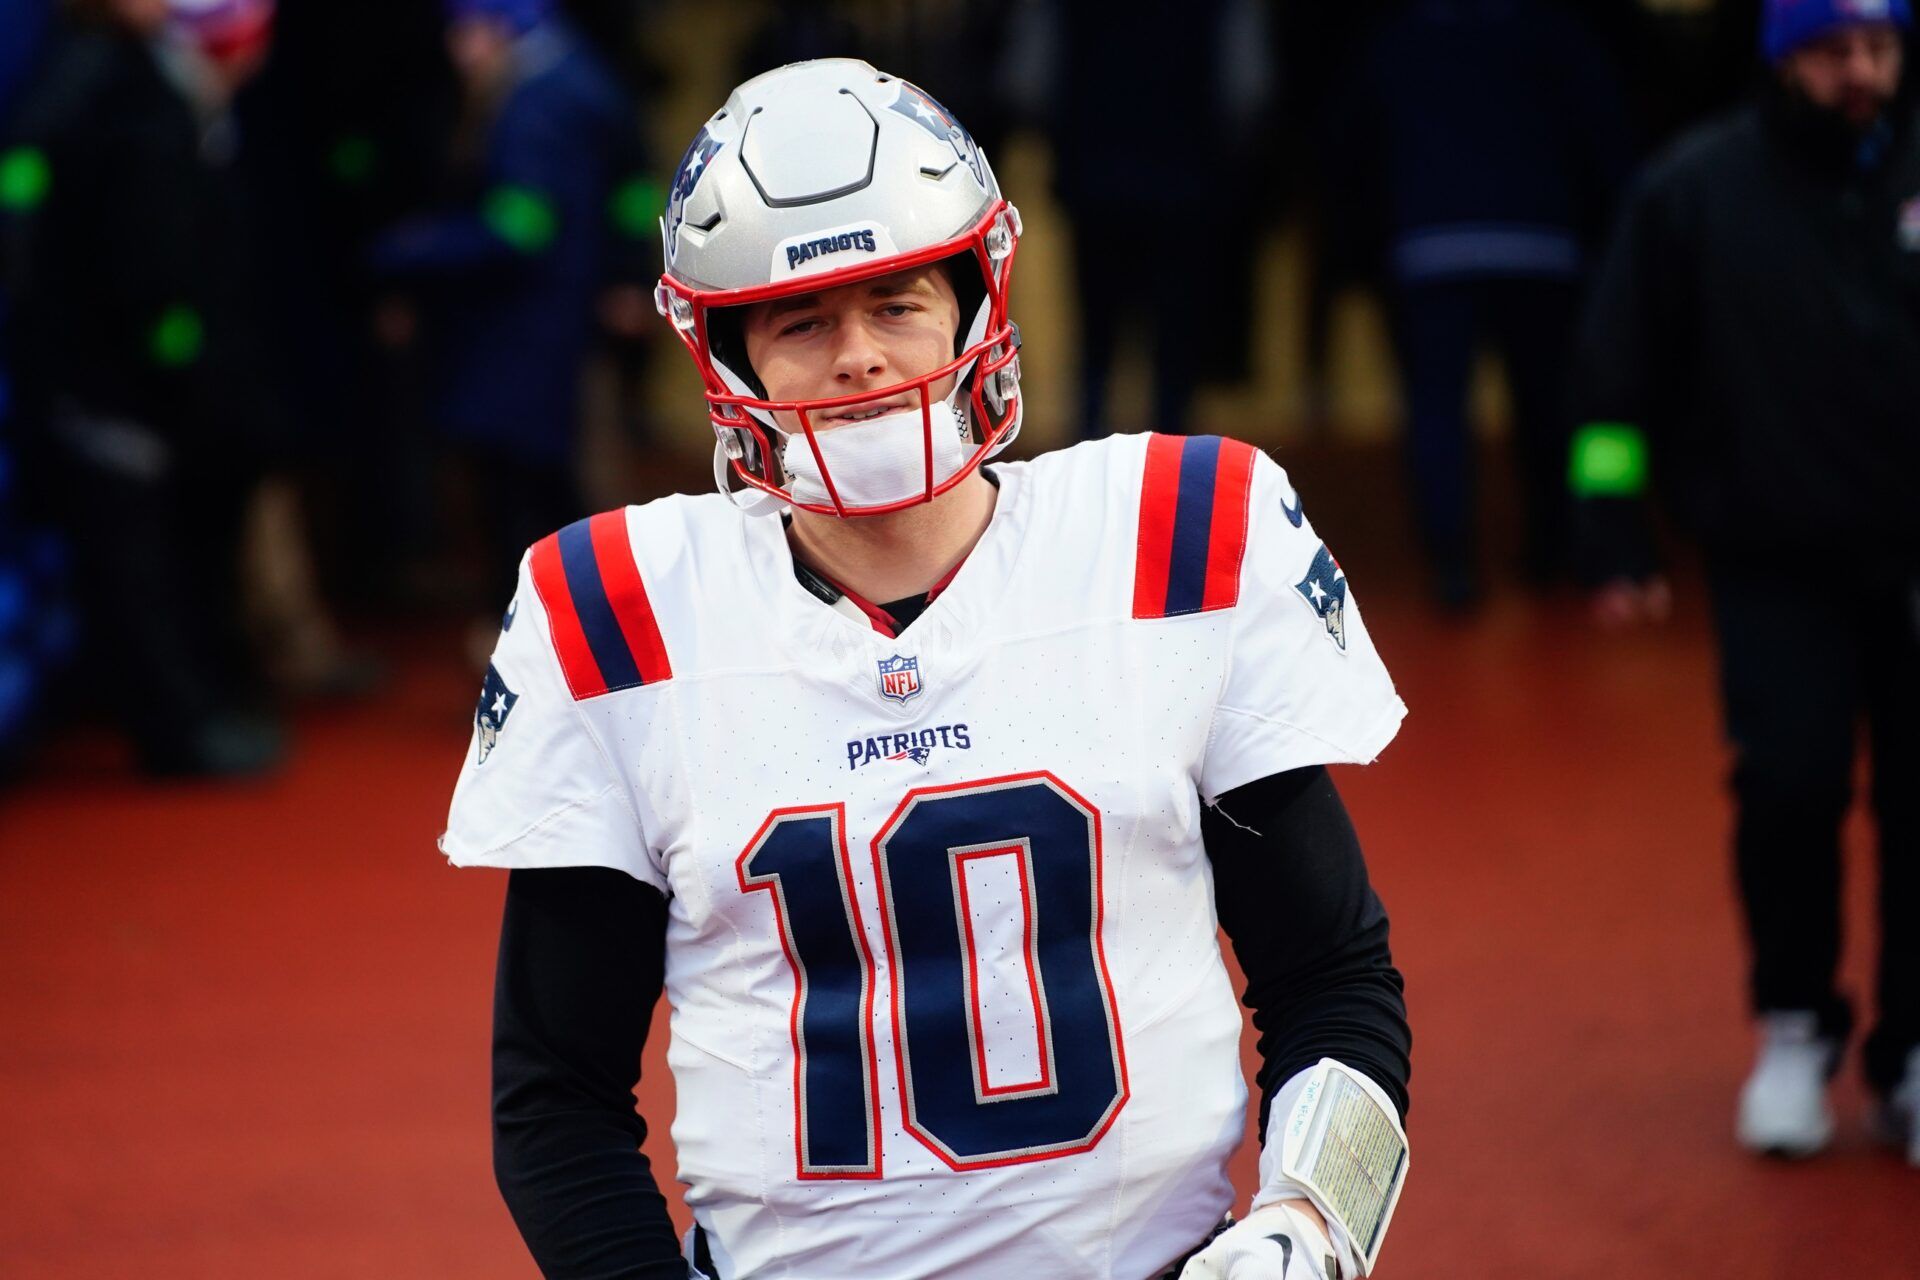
xmin=2 ymin=0 xmax=284 ymax=776
xmin=1331 ymin=0 xmax=1634 ymax=607
xmin=1043 ymin=0 xmax=1272 ymax=443
xmin=1570 ymin=0 xmax=1920 ymax=1165
xmin=370 ymin=0 xmax=641 ymax=620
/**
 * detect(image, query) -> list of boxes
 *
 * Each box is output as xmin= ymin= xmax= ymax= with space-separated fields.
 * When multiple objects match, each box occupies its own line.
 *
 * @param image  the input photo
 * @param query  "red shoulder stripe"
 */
xmin=528 ymin=532 xmax=605 ymax=700
xmin=1199 ymin=438 xmax=1258 ymax=611
xmin=1131 ymin=433 xmax=1185 ymax=619
xmin=587 ymin=510 xmax=673 ymax=686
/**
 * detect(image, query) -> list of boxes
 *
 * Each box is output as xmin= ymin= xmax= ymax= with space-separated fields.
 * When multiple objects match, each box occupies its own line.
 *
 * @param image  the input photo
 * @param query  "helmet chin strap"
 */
xmin=708 ymin=353 xmax=787 ymax=516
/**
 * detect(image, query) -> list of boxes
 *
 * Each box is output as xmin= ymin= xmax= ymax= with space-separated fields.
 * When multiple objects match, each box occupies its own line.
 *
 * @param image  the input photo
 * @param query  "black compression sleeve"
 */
xmin=1202 ymin=767 xmax=1412 ymax=1132
xmin=492 ymin=867 xmax=685 ymax=1279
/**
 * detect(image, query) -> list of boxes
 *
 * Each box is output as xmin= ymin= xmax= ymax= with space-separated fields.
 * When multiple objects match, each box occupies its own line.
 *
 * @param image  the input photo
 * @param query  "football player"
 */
xmin=444 ymin=59 xmax=1412 ymax=1280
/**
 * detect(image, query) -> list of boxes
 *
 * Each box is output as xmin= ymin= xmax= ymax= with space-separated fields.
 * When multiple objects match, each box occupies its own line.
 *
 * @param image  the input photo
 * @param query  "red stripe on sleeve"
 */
xmin=587 ymin=510 xmax=674 ymax=685
xmin=1131 ymin=433 xmax=1185 ymax=619
xmin=1199 ymin=438 xmax=1258 ymax=612
xmin=529 ymin=533 xmax=607 ymax=700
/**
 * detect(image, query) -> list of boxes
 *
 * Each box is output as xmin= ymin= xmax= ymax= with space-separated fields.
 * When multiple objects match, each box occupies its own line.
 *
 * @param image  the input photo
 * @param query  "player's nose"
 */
xmin=830 ymin=318 xmax=888 ymax=384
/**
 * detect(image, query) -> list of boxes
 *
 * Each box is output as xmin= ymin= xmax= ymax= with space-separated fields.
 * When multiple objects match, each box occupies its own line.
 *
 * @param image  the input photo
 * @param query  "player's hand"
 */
xmin=1178 ymin=1203 xmax=1339 ymax=1280
xmin=1589 ymin=574 xmax=1672 ymax=630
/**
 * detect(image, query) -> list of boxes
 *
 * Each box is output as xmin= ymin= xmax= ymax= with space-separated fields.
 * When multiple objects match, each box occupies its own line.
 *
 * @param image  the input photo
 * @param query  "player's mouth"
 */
xmin=820 ymin=397 xmax=914 ymax=425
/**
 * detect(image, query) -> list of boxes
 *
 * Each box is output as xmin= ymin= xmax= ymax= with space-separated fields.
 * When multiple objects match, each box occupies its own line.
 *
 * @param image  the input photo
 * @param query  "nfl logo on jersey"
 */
xmin=876 ymin=653 xmax=922 ymax=703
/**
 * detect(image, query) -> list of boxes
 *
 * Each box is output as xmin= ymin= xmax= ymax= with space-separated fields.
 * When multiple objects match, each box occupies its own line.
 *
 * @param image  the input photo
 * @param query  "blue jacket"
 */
xmin=0 ymin=0 xmax=50 ymax=122
xmin=373 ymin=20 xmax=635 ymax=463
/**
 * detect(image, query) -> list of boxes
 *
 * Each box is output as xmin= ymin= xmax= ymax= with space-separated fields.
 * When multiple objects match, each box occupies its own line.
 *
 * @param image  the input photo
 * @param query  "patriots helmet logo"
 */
xmin=888 ymin=82 xmax=988 ymax=188
xmin=474 ymin=662 xmax=519 ymax=764
xmin=1295 ymin=544 xmax=1349 ymax=652
xmin=663 ymin=128 xmax=722 ymax=264
xmin=877 ymin=653 xmax=923 ymax=704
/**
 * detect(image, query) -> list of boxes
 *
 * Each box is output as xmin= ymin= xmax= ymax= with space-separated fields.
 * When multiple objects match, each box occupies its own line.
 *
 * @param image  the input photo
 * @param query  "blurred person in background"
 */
xmin=1570 ymin=0 xmax=1920 ymax=1164
xmin=1041 ymin=0 xmax=1272 ymax=441
xmin=1328 ymin=0 xmax=1634 ymax=609
xmin=228 ymin=0 xmax=453 ymax=659
xmin=1 ymin=0 xmax=285 ymax=776
xmin=0 ymin=0 xmax=67 ymax=767
xmin=369 ymin=0 xmax=646 ymax=654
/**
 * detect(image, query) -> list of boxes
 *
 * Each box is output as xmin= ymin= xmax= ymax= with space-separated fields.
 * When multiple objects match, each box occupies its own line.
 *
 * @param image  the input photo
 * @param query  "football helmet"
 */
xmin=654 ymin=58 xmax=1023 ymax=517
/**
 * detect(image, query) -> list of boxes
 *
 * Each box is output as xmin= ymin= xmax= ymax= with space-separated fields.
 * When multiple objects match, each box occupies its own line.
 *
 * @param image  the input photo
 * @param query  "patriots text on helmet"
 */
xmin=786 ymin=228 xmax=879 ymax=272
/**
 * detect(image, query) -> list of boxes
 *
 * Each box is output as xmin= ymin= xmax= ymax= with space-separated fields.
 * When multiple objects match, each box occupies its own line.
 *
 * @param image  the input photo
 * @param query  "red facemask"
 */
xmin=656 ymin=201 xmax=1024 ymax=518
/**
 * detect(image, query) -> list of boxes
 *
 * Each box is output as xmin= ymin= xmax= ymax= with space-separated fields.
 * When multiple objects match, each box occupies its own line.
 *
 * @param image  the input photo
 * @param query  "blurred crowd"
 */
xmin=0 ymin=0 xmax=1888 ymax=779
xmin=0 ymin=0 xmax=663 ymax=774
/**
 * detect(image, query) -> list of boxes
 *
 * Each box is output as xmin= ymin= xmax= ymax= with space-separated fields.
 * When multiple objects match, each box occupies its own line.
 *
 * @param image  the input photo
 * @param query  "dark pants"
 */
xmin=1709 ymin=552 xmax=1920 ymax=1090
xmin=1388 ymin=277 xmax=1581 ymax=585
xmin=34 ymin=403 xmax=259 ymax=760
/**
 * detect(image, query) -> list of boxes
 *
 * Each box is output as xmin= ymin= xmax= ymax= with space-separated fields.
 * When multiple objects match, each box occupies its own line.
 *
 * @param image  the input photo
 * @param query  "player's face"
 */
xmin=739 ymin=265 xmax=962 ymax=434
xmin=1783 ymin=24 xmax=1905 ymax=128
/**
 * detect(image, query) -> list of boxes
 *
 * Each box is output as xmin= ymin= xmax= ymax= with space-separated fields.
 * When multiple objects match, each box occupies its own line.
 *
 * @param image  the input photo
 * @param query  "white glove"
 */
xmin=1178 ymin=1204 xmax=1339 ymax=1280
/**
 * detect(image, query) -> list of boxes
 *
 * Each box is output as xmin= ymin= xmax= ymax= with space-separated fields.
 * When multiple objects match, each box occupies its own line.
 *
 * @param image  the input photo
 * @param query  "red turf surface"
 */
xmin=3 ymin=589 xmax=1916 ymax=1278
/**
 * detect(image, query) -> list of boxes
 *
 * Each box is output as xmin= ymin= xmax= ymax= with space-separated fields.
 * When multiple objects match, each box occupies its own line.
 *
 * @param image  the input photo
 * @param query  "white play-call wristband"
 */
xmin=1261 ymin=1059 xmax=1408 ymax=1276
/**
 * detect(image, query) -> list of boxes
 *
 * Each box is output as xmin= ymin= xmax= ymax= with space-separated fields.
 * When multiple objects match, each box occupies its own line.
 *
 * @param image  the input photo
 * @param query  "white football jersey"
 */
xmin=443 ymin=433 xmax=1405 ymax=1280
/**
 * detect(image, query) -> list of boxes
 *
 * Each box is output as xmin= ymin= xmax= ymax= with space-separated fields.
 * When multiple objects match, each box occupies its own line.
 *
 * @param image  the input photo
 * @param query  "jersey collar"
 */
xmin=744 ymin=463 xmax=1031 ymax=656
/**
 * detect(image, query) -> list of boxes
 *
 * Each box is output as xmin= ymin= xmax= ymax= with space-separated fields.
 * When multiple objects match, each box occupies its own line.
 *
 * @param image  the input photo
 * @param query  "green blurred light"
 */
xmin=0 ymin=147 xmax=51 ymax=212
xmin=609 ymin=176 xmax=661 ymax=240
xmin=1568 ymin=422 xmax=1649 ymax=497
xmin=150 ymin=305 xmax=205 ymax=369
xmin=329 ymin=135 xmax=377 ymax=186
xmin=483 ymin=185 xmax=558 ymax=253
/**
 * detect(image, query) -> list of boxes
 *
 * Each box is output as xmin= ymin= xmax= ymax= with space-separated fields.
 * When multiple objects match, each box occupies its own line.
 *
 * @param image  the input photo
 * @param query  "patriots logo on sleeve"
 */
xmin=1294 ymin=544 xmax=1348 ymax=652
xmin=474 ymin=662 xmax=519 ymax=764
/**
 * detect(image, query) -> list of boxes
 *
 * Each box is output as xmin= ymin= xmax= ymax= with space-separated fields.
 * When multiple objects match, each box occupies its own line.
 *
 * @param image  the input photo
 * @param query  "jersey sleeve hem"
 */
xmin=439 ymin=782 xmax=669 ymax=894
xmin=1201 ymin=696 xmax=1407 ymax=804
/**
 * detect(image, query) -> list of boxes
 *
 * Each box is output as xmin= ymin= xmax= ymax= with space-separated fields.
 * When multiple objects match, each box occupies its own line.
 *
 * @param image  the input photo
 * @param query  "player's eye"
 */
xmin=877 ymin=303 xmax=919 ymax=319
xmin=778 ymin=317 xmax=823 ymax=337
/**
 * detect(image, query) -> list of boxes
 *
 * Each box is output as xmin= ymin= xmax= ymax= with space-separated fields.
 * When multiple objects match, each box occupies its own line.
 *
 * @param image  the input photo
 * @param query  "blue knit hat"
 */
xmin=1764 ymin=0 xmax=1913 ymax=62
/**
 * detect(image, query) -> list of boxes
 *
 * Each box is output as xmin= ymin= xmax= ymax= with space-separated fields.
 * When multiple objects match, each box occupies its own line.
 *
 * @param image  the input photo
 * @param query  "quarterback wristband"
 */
xmin=1253 ymin=1059 xmax=1409 ymax=1276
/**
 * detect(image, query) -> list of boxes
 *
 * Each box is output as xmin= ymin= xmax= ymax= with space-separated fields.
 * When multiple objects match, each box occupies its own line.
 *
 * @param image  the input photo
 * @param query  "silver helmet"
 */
xmin=654 ymin=57 xmax=1024 ymax=517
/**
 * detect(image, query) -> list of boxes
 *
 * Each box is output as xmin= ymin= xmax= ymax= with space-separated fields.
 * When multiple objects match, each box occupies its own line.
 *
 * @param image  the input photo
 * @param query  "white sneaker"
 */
xmin=1871 ymin=1046 xmax=1920 ymax=1168
xmin=1736 ymin=1011 xmax=1838 ymax=1157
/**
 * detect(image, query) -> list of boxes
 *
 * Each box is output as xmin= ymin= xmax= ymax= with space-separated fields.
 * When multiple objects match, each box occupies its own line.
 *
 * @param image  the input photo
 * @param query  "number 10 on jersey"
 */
xmin=736 ymin=771 xmax=1130 ymax=1178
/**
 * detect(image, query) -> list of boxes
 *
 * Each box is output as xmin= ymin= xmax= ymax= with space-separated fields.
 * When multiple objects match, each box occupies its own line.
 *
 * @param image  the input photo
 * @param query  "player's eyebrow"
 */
xmin=763 ymin=292 xmax=823 ymax=320
xmin=761 ymin=276 xmax=932 ymax=321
